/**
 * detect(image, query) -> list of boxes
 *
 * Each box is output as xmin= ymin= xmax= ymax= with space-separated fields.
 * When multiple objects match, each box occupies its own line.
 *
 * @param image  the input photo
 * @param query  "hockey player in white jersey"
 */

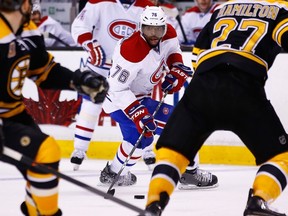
xmin=70 ymin=0 xmax=154 ymax=171
xmin=31 ymin=3 xmax=77 ymax=47
xmin=178 ymin=0 xmax=219 ymax=45
xmin=100 ymin=6 xmax=218 ymax=188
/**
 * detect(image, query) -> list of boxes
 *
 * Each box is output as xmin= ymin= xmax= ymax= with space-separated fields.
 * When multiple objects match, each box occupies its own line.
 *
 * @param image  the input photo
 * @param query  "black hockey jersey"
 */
xmin=192 ymin=0 xmax=288 ymax=81
xmin=0 ymin=14 xmax=73 ymax=118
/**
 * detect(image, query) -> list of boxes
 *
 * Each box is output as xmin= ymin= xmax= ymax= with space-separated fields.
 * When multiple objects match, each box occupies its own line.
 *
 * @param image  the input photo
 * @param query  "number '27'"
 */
xmin=211 ymin=18 xmax=268 ymax=53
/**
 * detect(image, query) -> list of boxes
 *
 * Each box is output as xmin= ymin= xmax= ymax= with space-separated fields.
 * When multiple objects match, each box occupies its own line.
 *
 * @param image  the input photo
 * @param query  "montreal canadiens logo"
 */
xmin=108 ymin=20 xmax=137 ymax=40
xmin=151 ymin=59 xmax=166 ymax=84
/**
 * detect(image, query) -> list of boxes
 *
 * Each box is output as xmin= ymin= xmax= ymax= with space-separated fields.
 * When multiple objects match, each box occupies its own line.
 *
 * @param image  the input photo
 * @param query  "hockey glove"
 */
xmin=161 ymin=64 xmax=192 ymax=94
xmin=0 ymin=119 xmax=4 ymax=154
xmin=83 ymin=40 xmax=106 ymax=67
xmin=72 ymin=69 xmax=109 ymax=104
xmin=124 ymin=101 xmax=157 ymax=138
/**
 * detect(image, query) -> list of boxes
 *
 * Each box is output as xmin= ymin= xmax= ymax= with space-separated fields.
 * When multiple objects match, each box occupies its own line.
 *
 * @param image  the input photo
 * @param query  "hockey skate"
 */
xmin=143 ymin=149 xmax=156 ymax=170
xmin=141 ymin=192 xmax=170 ymax=216
xmin=20 ymin=201 xmax=62 ymax=216
xmin=243 ymin=189 xmax=286 ymax=216
xmin=70 ymin=149 xmax=86 ymax=171
xmin=178 ymin=168 xmax=218 ymax=190
xmin=100 ymin=162 xmax=137 ymax=186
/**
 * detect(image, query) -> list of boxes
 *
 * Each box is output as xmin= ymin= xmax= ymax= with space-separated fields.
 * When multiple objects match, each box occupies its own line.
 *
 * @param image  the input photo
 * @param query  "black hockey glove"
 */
xmin=0 ymin=119 xmax=4 ymax=154
xmin=72 ymin=69 xmax=109 ymax=104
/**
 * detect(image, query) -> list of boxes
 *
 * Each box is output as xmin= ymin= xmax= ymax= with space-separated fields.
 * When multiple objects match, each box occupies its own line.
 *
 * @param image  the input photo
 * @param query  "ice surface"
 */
xmin=1 ymin=159 xmax=287 ymax=216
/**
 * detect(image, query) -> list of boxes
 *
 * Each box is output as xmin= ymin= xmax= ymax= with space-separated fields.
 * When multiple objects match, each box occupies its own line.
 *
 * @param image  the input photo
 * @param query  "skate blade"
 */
xmin=178 ymin=182 xmax=219 ymax=190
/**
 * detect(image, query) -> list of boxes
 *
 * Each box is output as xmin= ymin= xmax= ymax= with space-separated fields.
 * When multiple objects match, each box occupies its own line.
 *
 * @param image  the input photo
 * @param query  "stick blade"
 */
xmin=104 ymin=189 xmax=115 ymax=199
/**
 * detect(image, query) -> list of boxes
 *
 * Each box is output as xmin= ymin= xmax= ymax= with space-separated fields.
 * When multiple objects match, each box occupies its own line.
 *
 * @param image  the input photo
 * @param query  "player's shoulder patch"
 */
xmin=162 ymin=24 xmax=177 ymax=41
xmin=120 ymin=31 xmax=151 ymax=63
xmin=89 ymin=0 xmax=116 ymax=4
xmin=134 ymin=0 xmax=154 ymax=8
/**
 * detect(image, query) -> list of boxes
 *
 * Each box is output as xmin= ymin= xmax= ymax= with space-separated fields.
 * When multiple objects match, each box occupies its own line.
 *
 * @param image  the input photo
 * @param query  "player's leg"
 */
xmin=2 ymin=113 xmax=62 ymax=215
xmin=99 ymin=140 xmax=140 ymax=186
xmin=20 ymin=137 xmax=62 ymax=216
xmin=142 ymin=143 xmax=156 ymax=166
xmin=142 ymin=98 xmax=174 ymax=168
xmin=235 ymin=100 xmax=288 ymax=216
xmin=70 ymin=96 xmax=102 ymax=170
xmin=99 ymin=110 xmax=151 ymax=186
xmin=144 ymin=95 xmax=211 ymax=215
xmin=178 ymin=153 xmax=218 ymax=190
xmin=145 ymin=97 xmax=218 ymax=189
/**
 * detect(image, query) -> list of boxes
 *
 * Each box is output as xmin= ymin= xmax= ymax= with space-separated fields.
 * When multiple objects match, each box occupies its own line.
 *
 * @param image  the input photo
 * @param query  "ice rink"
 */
xmin=1 ymin=159 xmax=288 ymax=216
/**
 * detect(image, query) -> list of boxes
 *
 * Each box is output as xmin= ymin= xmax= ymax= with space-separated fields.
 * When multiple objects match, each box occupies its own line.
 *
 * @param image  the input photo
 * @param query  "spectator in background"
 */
xmin=31 ymin=3 xmax=77 ymax=47
xmin=178 ymin=0 xmax=219 ymax=46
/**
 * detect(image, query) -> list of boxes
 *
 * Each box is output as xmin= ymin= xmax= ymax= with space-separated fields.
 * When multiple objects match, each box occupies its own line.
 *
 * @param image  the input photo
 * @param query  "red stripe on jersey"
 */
xmin=76 ymin=125 xmax=94 ymax=132
xmin=185 ymin=6 xmax=201 ymax=14
xmin=162 ymin=24 xmax=177 ymax=41
xmin=157 ymin=122 xmax=165 ymax=129
xmin=39 ymin=16 xmax=48 ymax=27
xmin=134 ymin=0 xmax=154 ymax=8
xmin=160 ymin=3 xmax=176 ymax=9
xmin=166 ymin=53 xmax=183 ymax=68
xmin=88 ymin=0 xmax=116 ymax=4
xmin=77 ymin=32 xmax=93 ymax=45
xmin=120 ymin=143 xmax=141 ymax=160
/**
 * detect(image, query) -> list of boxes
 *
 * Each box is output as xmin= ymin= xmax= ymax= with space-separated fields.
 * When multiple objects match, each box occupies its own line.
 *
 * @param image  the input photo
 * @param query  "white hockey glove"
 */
xmin=72 ymin=69 xmax=109 ymax=104
xmin=83 ymin=40 xmax=106 ymax=67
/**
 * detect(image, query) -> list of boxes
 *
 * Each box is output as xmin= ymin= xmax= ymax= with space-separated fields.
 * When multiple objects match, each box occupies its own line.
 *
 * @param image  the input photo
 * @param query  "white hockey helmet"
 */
xmin=140 ymin=6 xmax=167 ymax=37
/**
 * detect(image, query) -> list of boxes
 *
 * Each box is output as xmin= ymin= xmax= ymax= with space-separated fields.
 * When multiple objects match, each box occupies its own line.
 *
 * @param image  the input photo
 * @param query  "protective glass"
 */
xmin=141 ymin=25 xmax=166 ymax=38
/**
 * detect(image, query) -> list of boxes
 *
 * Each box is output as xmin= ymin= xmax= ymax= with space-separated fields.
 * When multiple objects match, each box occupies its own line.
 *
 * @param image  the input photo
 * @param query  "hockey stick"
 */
xmin=106 ymin=91 xmax=169 ymax=197
xmin=160 ymin=5 xmax=188 ymax=44
xmin=42 ymin=32 xmax=71 ymax=47
xmin=175 ymin=15 xmax=188 ymax=44
xmin=2 ymin=146 xmax=145 ymax=215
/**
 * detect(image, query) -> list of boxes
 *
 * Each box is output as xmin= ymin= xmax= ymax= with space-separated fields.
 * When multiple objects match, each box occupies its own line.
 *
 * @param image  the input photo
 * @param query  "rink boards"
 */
xmin=23 ymin=50 xmax=288 ymax=165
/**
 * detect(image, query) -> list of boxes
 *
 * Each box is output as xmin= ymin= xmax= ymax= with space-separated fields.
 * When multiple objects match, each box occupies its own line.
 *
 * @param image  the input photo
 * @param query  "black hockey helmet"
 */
xmin=0 ymin=0 xmax=24 ymax=11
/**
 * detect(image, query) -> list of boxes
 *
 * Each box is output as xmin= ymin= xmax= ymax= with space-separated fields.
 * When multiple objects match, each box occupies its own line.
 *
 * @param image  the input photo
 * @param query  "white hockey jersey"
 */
xmin=37 ymin=16 xmax=77 ymax=47
xmin=71 ymin=0 xmax=154 ymax=61
xmin=103 ymin=24 xmax=183 ymax=114
xmin=178 ymin=3 xmax=219 ymax=43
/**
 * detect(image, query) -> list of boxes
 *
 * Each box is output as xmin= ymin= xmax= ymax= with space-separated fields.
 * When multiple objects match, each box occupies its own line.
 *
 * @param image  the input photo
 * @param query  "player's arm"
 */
xmin=71 ymin=1 xmax=105 ymax=66
xmin=161 ymin=26 xmax=192 ymax=94
xmin=191 ymin=21 xmax=212 ymax=71
xmin=27 ymin=35 xmax=108 ymax=103
xmin=54 ymin=22 xmax=77 ymax=47
xmin=272 ymin=13 xmax=288 ymax=52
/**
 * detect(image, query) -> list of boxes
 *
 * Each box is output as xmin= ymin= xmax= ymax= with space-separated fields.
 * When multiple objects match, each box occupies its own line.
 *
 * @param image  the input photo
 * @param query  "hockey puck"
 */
xmin=134 ymin=195 xmax=145 ymax=199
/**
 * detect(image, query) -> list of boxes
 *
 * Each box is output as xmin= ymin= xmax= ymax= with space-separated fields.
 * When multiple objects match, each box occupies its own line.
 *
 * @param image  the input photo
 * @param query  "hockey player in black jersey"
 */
xmin=143 ymin=1 xmax=288 ymax=216
xmin=0 ymin=0 xmax=108 ymax=215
